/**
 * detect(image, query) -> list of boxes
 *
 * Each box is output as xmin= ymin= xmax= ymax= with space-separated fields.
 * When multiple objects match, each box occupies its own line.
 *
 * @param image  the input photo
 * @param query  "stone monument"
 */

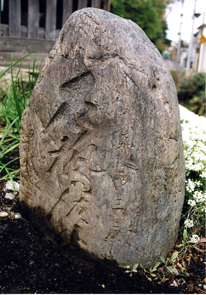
xmin=20 ymin=8 xmax=185 ymax=268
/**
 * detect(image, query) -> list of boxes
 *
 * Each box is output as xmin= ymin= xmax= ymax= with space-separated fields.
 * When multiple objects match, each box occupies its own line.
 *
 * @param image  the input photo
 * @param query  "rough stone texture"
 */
xmin=20 ymin=8 xmax=185 ymax=268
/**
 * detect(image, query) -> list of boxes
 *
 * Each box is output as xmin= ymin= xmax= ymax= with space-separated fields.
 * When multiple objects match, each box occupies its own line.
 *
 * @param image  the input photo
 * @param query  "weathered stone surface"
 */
xmin=20 ymin=8 xmax=185 ymax=268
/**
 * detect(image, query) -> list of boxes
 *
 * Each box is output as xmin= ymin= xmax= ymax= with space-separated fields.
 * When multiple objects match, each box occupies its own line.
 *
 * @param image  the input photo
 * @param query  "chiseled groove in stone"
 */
xmin=47 ymin=187 xmax=70 ymax=218
xmin=65 ymin=204 xmax=77 ymax=218
xmin=123 ymin=70 xmax=140 ymax=89
xmin=65 ymin=197 xmax=85 ymax=218
xmin=60 ymin=70 xmax=92 ymax=88
xmin=80 ymin=218 xmax=90 ymax=225
xmin=55 ymin=228 xmax=68 ymax=237
xmin=47 ymin=102 xmax=67 ymax=128
xmin=46 ymin=156 xmax=59 ymax=173
xmin=71 ymin=130 xmax=89 ymax=150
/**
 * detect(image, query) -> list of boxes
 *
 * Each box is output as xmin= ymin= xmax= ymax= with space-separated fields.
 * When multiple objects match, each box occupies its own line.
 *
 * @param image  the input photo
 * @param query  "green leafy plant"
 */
xmin=140 ymin=261 xmax=161 ymax=278
xmin=124 ymin=263 xmax=138 ymax=274
xmin=160 ymin=251 xmax=178 ymax=273
xmin=149 ymin=261 xmax=161 ymax=277
xmin=0 ymin=53 xmax=40 ymax=181
xmin=136 ymin=252 xmax=178 ymax=282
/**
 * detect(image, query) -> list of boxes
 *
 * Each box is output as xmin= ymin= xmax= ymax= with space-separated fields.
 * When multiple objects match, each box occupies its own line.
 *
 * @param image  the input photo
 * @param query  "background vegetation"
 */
xmin=110 ymin=0 xmax=171 ymax=53
xmin=171 ymin=70 xmax=206 ymax=116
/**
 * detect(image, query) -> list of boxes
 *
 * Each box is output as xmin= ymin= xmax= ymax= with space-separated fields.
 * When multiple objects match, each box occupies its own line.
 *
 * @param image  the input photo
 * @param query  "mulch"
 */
xmin=0 ymin=179 xmax=205 ymax=294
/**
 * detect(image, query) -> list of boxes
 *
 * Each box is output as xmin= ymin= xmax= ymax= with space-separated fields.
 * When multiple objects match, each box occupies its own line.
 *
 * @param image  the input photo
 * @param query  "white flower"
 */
xmin=200 ymin=171 xmax=206 ymax=178
xmin=190 ymin=235 xmax=200 ymax=243
xmin=184 ymin=219 xmax=194 ymax=228
xmin=188 ymin=199 xmax=196 ymax=207
xmin=193 ymin=191 xmax=206 ymax=203
xmin=186 ymin=162 xmax=204 ymax=172
xmin=181 ymin=115 xmax=206 ymax=146
xmin=181 ymin=112 xmax=206 ymax=231
xmin=193 ymin=162 xmax=204 ymax=172
xmin=195 ymin=181 xmax=201 ymax=187
xmin=186 ymin=179 xmax=195 ymax=192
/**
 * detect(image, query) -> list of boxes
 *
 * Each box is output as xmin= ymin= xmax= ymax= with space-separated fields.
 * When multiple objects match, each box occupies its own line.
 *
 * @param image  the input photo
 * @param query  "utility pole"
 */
xmin=186 ymin=0 xmax=197 ymax=71
xmin=177 ymin=0 xmax=184 ymax=64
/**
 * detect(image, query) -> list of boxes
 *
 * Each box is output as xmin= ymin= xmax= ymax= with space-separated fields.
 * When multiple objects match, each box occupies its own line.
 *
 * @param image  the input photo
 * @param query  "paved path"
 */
xmin=164 ymin=59 xmax=185 ymax=71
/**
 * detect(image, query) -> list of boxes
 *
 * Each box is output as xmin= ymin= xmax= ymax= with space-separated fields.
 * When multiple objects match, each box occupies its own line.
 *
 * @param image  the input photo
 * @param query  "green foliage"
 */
xmin=0 ymin=118 xmax=20 ymax=181
xmin=170 ymin=251 xmax=178 ymax=261
xmin=159 ymin=251 xmax=178 ymax=273
xmin=170 ymin=69 xmax=186 ymax=92
xmin=149 ymin=262 xmax=160 ymax=276
xmin=178 ymin=72 xmax=205 ymax=101
xmin=177 ymin=72 xmax=206 ymax=116
xmin=177 ymin=229 xmax=190 ymax=253
xmin=1 ymin=57 xmax=39 ymax=132
xmin=138 ymin=252 xmax=178 ymax=280
xmin=0 ymin=54 xmax=39 ymax=181
xmin=170 ymin=70 xmax=206 ymax=116
xmin=183 ymin=229 xmax=187 ymax=241
xmin=124 ymin=263 xmax=138 ymax=273
xmin=110 ymin=0 xmax=170 ymax=52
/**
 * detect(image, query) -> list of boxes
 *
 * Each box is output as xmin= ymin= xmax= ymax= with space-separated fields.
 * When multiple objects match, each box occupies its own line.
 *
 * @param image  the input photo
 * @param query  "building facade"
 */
xmin=0 ymin=0 xmax=110 ymax=53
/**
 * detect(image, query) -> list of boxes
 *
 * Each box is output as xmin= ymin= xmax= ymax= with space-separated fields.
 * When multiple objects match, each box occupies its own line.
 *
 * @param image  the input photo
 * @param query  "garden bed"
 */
xmin=0 ymin=60 xmax=205 ymax=294
xmin=0 ymin=180 xmax=205 ymax=294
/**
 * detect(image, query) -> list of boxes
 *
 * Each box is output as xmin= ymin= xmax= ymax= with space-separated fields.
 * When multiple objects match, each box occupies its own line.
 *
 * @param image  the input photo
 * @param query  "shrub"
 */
xmin=178 ymin=72 xmax=205 ymax=101
xmin=170 ymin=69 xmax=186 ymax=92
xmin=170 ymin=70 xmax=206 ymax=116
xmin=177 ymin=72 xmax=206 ymax=116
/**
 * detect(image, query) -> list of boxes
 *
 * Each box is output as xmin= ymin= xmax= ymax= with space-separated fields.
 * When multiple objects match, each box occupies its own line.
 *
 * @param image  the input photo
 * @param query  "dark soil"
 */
xmin=0 ymin=180 xmax=205 ymax=294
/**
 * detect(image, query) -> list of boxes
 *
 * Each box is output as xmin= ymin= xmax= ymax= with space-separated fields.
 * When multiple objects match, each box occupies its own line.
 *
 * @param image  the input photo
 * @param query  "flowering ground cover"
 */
xmin=180 ymin=106 xmax=206 ymax=240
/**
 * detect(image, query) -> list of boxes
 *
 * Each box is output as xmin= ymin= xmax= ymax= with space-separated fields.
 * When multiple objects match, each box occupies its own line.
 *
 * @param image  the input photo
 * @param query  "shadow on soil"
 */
xmin=0 ymin=182 xmax=204 ymax=294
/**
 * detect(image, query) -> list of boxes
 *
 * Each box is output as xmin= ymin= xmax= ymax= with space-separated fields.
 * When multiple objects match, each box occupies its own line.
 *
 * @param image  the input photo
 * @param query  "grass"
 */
xmin=0 ymin=53 xmax=40 ymax=181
